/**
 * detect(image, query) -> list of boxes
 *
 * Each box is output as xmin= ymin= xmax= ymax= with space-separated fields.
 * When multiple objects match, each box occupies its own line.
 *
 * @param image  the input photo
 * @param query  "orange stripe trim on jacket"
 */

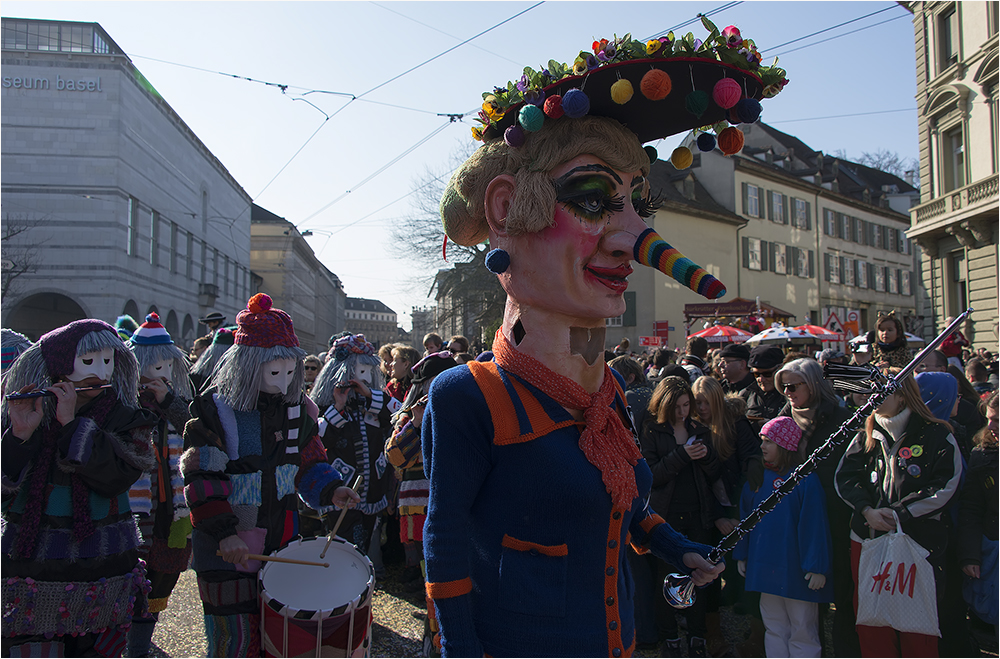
xmin=425 ymin=577 xmax=473 ymax=600
xmin=639 ymin=513 xmax=665 ymax=535
xmin=467 ymin=361 xmax=520 ymax=443
xmin=501 ymin=534 xmax=569 ymax=557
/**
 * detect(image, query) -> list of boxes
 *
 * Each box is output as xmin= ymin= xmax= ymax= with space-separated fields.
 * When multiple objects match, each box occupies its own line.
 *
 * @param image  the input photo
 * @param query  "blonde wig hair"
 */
xmin=441 ymin=115 xmax=650 ymax=246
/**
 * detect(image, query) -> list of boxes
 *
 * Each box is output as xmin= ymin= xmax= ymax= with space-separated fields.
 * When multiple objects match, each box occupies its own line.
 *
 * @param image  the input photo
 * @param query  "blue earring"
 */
xmin=485 ymin=248 xmax=510 ymax=274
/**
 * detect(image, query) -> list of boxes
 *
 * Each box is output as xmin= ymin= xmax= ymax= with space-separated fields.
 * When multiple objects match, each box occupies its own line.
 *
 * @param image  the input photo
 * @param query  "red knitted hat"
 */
xmin=234 ymin=293 xmax=298 ymax=348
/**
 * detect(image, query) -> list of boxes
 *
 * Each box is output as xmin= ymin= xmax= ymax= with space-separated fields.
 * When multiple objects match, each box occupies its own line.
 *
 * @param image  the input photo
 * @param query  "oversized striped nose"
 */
xmin=633 ymin=228 xmax=726 ymax=300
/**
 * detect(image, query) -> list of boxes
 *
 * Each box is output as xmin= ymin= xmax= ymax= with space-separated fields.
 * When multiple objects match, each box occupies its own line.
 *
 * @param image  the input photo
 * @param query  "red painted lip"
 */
xmin=586 ymin=264 xmax=632 ymax=294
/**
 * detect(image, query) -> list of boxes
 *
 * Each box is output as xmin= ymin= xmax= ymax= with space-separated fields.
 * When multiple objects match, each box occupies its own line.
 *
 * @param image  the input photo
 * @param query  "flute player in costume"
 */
xmin=421 ymin=22 xmax=788 ymax=657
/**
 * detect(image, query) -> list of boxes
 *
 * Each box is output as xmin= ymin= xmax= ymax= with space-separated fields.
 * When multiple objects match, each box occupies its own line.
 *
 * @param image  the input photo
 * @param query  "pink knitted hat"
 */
xmin=760 ymin=416 xmax=801 ymax=452
xmin=234 ymin=293 xmax=298 ymax=348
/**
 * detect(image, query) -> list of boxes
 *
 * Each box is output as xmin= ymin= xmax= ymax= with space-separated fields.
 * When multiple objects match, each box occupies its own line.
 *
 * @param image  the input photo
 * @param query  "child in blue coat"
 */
xmin=734 ymin=416 xmax=833 ymax=658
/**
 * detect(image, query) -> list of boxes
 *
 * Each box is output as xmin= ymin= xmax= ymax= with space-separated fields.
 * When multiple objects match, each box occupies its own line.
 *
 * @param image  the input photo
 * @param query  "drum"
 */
xmin=259 ymin=536 xmax=374 ymax=657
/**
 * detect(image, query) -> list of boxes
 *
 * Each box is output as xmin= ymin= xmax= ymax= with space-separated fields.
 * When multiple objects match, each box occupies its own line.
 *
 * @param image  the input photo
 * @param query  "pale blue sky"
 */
xmin=2 ymin=1 xmax=920 ymax=330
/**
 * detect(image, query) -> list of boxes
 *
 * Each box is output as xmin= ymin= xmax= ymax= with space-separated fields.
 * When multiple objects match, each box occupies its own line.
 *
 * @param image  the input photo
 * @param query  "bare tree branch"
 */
xmin=1 ymin=213 xmax=48 ymax=300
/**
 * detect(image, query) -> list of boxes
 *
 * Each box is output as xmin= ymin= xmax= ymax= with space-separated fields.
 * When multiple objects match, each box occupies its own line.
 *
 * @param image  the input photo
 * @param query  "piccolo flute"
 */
xmin=663 ymin=307 xmax=975 ymax=608
xmin=5 ymin=384 xmax=114 ymax=401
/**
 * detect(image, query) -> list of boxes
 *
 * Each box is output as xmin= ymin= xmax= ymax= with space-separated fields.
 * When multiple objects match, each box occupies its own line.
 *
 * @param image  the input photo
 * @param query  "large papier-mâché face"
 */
xmin=498 ymin=155 xmax=655 ymax=321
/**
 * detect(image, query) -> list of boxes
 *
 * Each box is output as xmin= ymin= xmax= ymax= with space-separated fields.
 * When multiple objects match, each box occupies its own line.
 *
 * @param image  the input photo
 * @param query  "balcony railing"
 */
xmin=911 ymin=173 xmax=999 ymax=225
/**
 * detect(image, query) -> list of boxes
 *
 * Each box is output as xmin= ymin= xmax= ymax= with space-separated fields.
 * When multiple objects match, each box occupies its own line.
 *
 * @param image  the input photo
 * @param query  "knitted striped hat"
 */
xmin=129 ymin=313 xmax=173 ymax=346
xmin=1 ymin=328 xmax=32 ymax=373
xmin=235 ymin=293 xmax=298 ymax=348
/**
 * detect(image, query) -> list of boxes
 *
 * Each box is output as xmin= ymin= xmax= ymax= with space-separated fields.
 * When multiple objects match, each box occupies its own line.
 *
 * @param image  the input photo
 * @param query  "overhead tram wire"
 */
xmin=770 ymin=13 xmax=911 ymax=59
xmin=644 ymin=1 xmax=744 ymax=41
xmin=761 ymin=4 xmax=900 ymax=53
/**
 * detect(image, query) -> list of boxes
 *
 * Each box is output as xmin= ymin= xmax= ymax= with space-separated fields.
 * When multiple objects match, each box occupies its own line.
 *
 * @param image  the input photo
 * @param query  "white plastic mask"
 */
xmin=66 ymin=348 xmax=115 ymax=384
xmin=355 ymin=363 xmax=373 ymax=387
xmin=142 ymin=357 xmax=173 ymax=382
xmin=260 ymin=357 xmax=297 ymax=395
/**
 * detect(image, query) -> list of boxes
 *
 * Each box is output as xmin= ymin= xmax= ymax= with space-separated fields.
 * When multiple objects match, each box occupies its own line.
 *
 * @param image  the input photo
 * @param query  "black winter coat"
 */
xmin=640 ymin=416 xmax=721 ymax=530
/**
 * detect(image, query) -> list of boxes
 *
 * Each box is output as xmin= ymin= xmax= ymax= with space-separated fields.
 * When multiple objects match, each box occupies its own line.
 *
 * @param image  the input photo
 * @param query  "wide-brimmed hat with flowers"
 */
xmin=474 ymin=18 xmax=787 ymax=156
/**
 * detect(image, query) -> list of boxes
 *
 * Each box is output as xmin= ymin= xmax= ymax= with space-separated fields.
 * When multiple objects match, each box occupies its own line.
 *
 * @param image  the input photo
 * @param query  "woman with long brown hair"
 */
xmin=835 ymin=375 xmax=964 ymax=657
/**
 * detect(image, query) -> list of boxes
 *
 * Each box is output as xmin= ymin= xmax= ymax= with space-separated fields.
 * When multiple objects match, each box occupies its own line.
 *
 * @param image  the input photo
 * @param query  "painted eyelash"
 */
xmin=633 ymin=191 xmax=664 ymax=219
xmin=556 ymin=190 xmax=626 ymax=221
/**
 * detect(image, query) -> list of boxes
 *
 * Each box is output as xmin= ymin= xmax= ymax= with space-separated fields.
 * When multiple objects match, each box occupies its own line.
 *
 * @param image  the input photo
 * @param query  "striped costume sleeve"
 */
xmin=180 ymin=398 xmax=238 ymax=542
xmin=385 ymin=418 xmax=422 ymax=469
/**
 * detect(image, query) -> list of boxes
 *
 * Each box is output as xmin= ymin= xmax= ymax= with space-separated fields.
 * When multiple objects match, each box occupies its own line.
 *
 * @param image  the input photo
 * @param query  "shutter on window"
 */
xmin=622 ymin=291 xmax=637 ymax=326
xmin=782 ymin=195 xmax=789 ymax=224
xmin=808 ymin=251 xmax=815 ymax=278
xmin=767 ymin=191 xmax=774 ymax=221
xmin=805 ymin=202 xmax=812 ymax=230
xmin=742 ymin=182 xmax=749 ymax=215
xmin=760 ymin=240 xmax=769 ymax=272
xmin=742 ymin=236 xmax=750 ymax=268
xmin=841 ymin=257 xmax=849 ymax=286
xmin=785 ymin=244 xmax=793 ymax=276
xmin=824 ymin=253 xmax=831 ymax=282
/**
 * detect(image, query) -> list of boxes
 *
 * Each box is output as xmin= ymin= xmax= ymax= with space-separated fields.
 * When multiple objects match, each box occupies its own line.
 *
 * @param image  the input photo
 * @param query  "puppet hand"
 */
xmin=331 ymin=486 xmax=361 ymax=509
xmin=8 ymin=384 xmax=44 ymax=440
xmin=218 ymin=535 xmax=250 ymax=565
xmin=683 ymin=552 xmax=724 ymax=587
xmin=142 ymin=377 xmax=169 ymax=404
xmin=349 ymin=378 xmax=372 ymax=400
xmin=49 ymin=381 xmax=78 ymax=427
xmin=738 ymin=560 xmax=746 ymax=577
xmin=805 ymin=572 xmax=826 ymax=590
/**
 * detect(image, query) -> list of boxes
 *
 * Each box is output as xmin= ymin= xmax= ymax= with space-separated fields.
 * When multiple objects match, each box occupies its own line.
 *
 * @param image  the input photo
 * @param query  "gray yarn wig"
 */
xmin=190 ymin=342 xmax=232 ymax=383
xmin=126 ymin=340 xmax=194 ymax=400
xmin=2 ymin=329 xmax=140 ymax=427
xmin=310 ymin=350 xmax=385 ymax=409
xmin=209 ymin=343 xmax=306 ymax=412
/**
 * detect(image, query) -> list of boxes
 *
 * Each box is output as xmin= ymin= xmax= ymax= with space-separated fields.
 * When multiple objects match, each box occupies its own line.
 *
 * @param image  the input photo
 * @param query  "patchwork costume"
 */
xmin=181 ymin=294 xmax=348 ymax=657
xmin=1 ymin=320 xmax=157 ymax=658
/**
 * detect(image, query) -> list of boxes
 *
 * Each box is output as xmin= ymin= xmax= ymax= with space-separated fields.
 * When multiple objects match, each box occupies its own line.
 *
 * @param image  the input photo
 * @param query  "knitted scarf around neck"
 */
xmin=492 ymin=330 xmax=641 ymax=509
xmin=14 ymin=389 xmax=118 ymax=559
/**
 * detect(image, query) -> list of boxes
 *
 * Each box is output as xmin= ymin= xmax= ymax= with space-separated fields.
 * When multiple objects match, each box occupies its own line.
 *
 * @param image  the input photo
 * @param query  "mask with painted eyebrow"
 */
xmin=554 ymin=175 xmax=625 ymax=221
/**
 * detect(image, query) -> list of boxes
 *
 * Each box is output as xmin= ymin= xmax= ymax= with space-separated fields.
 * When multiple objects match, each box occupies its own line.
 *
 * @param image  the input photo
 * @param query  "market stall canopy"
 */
xmin=745 ymin=326 xmax=815 ymax=346
xmin=687 ymin=325 xmax=753 ymax=344
xmin=683 ymin=297 xmax=795 ymax=323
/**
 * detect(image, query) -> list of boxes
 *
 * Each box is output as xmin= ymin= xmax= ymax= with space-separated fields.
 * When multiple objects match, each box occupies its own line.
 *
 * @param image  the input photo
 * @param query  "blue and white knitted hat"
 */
xmin=130 ymin=313 xmax=173 ymax=346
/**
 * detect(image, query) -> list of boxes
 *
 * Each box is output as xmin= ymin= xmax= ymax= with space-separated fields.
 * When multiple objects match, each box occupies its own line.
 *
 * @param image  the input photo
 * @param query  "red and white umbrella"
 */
xmin=687 ymin=325 xmax=752 ymax=344
xmin=794 ymin=324 xmax=842 ymax=341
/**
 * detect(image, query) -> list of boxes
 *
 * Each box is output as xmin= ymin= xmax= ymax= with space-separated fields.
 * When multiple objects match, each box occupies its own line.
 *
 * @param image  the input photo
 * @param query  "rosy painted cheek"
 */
xmin=547 ymin=207 xmax=604 ymax=255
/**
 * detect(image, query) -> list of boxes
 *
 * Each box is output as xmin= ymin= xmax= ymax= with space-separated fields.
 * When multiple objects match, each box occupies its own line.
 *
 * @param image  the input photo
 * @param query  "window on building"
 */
xmin=186 ymin=232 xmax=194 ymax=279
xmin=772 ymin=242 xmax=787 ymax=274
xmin=843 ymin=257 xmax=855 ymax=286
xmin=942 ymin=125 xmax=966 ymax=192
xmin=200 ymin=242 xmax=207 ymax=283
xmin=793 ymin=198 xmax=810 ymax=230
xmin=888 ymin=268 xmax=899 ymax=294
xmin=769 ymin=191 xmax=787 ymax=224
xmin=745 ymin=237 xmax=762 ymax=270
xmin=823 ymin=209 xmax=836 ymax=236
xmin=838 ymin=214 xmax=851 ymax=241
xmin=796 ymin=249 xmax=809 ymax=278
xmin=949 ymin=251 xmax=968 ymax=316
xmin=149 ymin=210 xmax=159 ymax=266
xmin=743 ymin=183 xmax=762 ymax=218
xmin=857 ymin=261 xmax=869 ymax=289
xmin=870 ymin=223 xmax=883 ymax=250
xmin=127 ymin=197 xmax=138 ymax=256
xmin=606 ymin=315 xmax=623 ymax=327
xmin=170 ymin=222 xmax=178 ymax=273
xmin=938 ymin=5 xmax=959 ymax=72
xmin=825 ymin=253 xmax=841 ymax=284
xmin=901 ymin=270 xmax=912 ymax=296
xmin=853 ymin=217 xmax=866 ymax=245
xmin=874 ymin=265 xmax=886 ymax=292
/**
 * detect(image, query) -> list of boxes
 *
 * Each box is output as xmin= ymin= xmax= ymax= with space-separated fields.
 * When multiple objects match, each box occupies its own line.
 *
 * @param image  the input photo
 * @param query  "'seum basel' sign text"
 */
xmin=2 ymin=75 xmax=103 ymax=92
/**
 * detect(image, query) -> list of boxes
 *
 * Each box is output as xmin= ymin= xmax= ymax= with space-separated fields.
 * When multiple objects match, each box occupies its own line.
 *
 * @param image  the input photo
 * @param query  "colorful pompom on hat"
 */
xmin=129 ymin=313 xmax=173 ymax=346
xmin=114 ymin=314 xmax=141 ymax=342
xmin=234 ymin=293 xmax=299 ymax=349
xmin=760 ymin=416 xmax=802 ymax=453
xmin=212 ymin=327 xmax=236 ymax=346
xmin=474 ymin=18 xmax=787 ymax=149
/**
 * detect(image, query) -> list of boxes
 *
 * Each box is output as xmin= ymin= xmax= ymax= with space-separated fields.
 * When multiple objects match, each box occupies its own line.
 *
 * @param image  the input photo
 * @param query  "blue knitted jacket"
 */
xmin=422 ymin=361 xmax=711 ymax=657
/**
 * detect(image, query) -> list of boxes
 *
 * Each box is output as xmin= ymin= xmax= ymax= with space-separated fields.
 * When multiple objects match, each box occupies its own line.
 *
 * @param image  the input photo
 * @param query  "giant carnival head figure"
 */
xmin=2 ymin=319 xmax=140 ymax=426
xmin=209 ymin=294 xmax=305 ymax=412
xmin=310 ymin=334 xmax=384 ymax=409
xmin=126 ymin=312 xmax=194 ymax=400
xmin=440 ymin=28 xmax=787 ymax=355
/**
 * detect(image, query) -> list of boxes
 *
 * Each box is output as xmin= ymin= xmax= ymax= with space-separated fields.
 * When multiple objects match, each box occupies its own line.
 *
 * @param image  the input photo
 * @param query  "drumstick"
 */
xmin=215 ymin=551 xmax=329 ymax=568
xmin=321 ymin=473 xmax=364 ymax=559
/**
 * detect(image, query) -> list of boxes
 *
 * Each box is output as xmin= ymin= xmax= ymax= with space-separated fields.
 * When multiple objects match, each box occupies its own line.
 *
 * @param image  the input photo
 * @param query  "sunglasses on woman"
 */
xmin=781 ymin=382 xmax=803 ymax=393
